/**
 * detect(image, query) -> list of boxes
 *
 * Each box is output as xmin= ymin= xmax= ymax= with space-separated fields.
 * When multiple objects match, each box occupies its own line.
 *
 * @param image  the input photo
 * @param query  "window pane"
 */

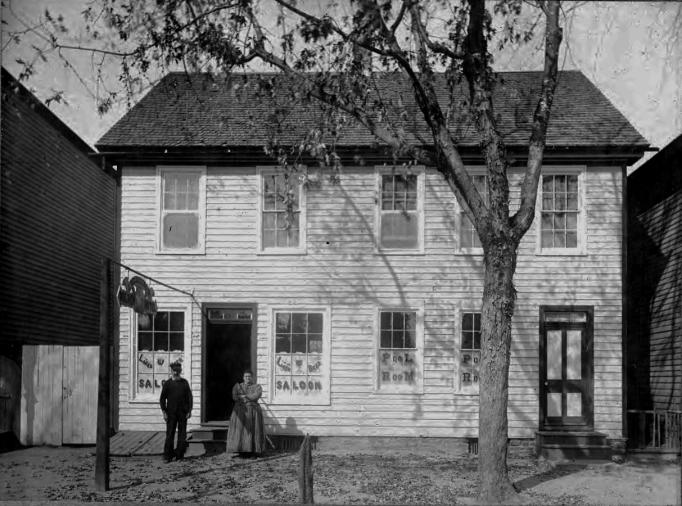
xmin=163 ymin=190 xmax=177 ymax=211
xmin=275 ymin=334 xmax=291 ymax=353
xmin=555 ymin=175 xmax=566 ymax=192
xmin=541 ymin=230 xmax=553 ymax=248
xmin=380 ymin=330 xmax=392 ymax=348
xmin=554 ymin=231 xmax=566 ymax=248
xmin=567 ymin=175 xmax=578 ymax=192
xmin=381 ymin=212 xmax=419 ymax=249
xmin=567 ymin=192 xmax=578 ymax=211
xmin=138 ymin=332 xmax=153 ymax=351
xmin=308 ymin=313 xmax=323 ymax=334
xmin=292 ymin=334 xmax=306 ymax=353
xmin=292 ymin=313 xmax=307 ymax=333
xmin=566 ymin=231 xmax=578 ymax=248
xmin=276 ymin=313 xmax=291 ymax=334
xmin=170 ymin=312 xmax=184 ymax=331
xmin=392 ymin=330 xmax=404 ymax=349
xmin=380 ymin=312 xmax=391 ymax=330
xmin=262 ymin=229 xmax=276 ymax=249
xmin=542 ymin=175 xmax=553 ymax=194
xmin=169 ymin=332 xmax=184 ymax=351
xmin=462 ymin=313 xmax=473 ymax=331
xmin=163 ymin=213 xmax=199 ymax=249
xmin=473 ymin=313 xmax=481 ymax=331
xmin=154 ymin=332 xmax=169 ymax=351
xmin=473 ymin=330 xmax=481 ymax=350
xmin=566 ymin=213 xmax=578 ymax=230
xmin=553 ymin=213 xmax=566 ymax=230
xmin=154 ymin=312 xmax=169 ymax=331
xmin=392 ymin=312 xmax=404 ymax=330
xmin=404 ymin=328 xmax=416 ymax=348
xmin=541 ymin=214 xmax=553 ymax=231
xmin=308 ymin=334 xmax=323 ymax=353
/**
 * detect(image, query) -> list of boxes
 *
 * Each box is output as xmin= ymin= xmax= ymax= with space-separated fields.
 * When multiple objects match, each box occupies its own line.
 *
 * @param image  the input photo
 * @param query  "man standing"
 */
xmin=159 ymin=361 xmax=193 ymax=462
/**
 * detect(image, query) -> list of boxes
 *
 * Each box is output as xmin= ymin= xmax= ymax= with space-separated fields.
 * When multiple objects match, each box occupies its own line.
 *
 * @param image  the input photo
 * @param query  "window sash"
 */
xmin=136 ymin=310 xmax=186 ymax=398
xmin=377 ymin=310 xmax=422 ymax=392
xmin=261 ymin=172 xmax=303 ymax=251
xmin=158 ymin=168 xmax=204 ymax=252
xmin=378 ymin=171 xmax=422 ymax=250
xmin=460 ymin=311 xmax=481 ymax=393
xmin=460 ymin=175 xmax=487 ymax=250
xmin=273 ymin=310 xmax=328 ymax=403
xmin=540 ymin=174 xmax=581 ymax=250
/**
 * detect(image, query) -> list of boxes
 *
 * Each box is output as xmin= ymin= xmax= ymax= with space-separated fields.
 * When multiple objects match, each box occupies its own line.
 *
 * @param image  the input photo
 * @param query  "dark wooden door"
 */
xmin=540 ymin=307 xmax=594 ymax=430
xmin=202 ymin=306 xmax=255 ymax=423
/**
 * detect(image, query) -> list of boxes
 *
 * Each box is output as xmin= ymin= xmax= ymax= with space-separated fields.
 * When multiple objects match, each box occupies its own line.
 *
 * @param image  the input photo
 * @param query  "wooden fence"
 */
xmin=627 ymin=409 xmax=682 ymax=451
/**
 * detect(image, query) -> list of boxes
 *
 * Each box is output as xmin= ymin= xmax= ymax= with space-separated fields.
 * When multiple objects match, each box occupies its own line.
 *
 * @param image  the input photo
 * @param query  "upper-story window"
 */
xmin=377 ymin=167 xmax=424 ymax=252
xmin=538 ymin=169 xmax=585 ymax=254
xmin=158 ymin=166 xmax=206 ymax=254
xmin=259 ymin=169 xmax=306 ymax=254
xmin=459 ymin=174 xmax=487 ymax=252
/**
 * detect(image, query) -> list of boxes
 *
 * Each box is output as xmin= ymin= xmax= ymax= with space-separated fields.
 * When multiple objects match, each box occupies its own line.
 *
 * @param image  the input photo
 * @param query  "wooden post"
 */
xmin=298 ymin=434 xmax=314 ymax=504
xmin=95 ymin=258 xmax=111 ymax=491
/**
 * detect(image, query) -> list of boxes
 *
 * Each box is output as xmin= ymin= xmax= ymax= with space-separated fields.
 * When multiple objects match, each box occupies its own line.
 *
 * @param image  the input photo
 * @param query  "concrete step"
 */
xmin=537 ymin=431 xmax=608 ymax=447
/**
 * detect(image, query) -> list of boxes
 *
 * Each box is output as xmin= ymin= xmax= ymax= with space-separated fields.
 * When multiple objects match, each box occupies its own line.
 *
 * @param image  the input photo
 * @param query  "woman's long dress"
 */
xmin=226 ymin=382 xmax=265 ymax=454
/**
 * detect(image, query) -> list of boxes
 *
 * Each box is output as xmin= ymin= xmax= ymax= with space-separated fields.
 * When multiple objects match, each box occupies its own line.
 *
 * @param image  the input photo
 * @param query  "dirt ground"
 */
xmin=0 ymin=444 xmax=679 ymax=504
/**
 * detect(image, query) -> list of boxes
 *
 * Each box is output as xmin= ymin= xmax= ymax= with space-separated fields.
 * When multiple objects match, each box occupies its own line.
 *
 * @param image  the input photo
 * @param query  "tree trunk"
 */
xmin=477 ymin=241 xmax=519 ymax=504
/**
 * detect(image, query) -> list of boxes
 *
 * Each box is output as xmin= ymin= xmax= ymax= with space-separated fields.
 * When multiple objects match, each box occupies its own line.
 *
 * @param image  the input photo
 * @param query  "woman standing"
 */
xmin=226 ymin=370 xmax=265 ymax=457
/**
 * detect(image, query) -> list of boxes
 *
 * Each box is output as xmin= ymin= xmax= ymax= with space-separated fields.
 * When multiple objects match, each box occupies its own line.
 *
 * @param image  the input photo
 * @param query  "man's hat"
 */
xmin=170 ymin=361 xmax=182 ymax=371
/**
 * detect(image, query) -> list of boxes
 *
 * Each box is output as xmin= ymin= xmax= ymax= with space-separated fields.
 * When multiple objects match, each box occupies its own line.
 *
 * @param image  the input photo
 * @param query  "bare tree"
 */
xmin=4 ymin=1 xmax=565 ymax=502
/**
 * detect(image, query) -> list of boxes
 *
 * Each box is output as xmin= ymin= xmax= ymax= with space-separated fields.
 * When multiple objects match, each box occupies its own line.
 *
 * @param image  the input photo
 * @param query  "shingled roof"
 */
xmin=97 ymin=70 xmax=648 ymax=152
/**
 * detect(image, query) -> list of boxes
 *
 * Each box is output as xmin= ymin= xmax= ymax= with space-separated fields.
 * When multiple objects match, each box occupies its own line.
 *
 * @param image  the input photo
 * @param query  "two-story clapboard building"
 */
xmin=96 ymin=71 xmax=648 ymax=456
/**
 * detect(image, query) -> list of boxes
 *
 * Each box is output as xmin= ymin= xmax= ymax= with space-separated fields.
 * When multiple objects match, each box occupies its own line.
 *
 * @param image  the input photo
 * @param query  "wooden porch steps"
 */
xmin=536 ymin=431 xmax=613 ymax=461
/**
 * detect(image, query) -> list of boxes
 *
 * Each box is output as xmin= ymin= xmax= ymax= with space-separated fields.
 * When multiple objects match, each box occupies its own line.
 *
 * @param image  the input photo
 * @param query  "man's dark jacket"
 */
xmin=159 ymin=377 xmax=193 ymax=414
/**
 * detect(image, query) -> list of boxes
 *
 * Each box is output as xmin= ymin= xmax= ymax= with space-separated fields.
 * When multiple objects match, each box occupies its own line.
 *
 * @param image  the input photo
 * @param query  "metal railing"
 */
xmin=627 ymin=409 xmax=682 ymax=450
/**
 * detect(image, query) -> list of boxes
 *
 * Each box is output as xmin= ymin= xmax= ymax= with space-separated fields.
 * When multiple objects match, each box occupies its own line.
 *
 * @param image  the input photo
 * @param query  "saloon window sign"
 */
xmin=461 ymin=350 xmax=480 ymax=389
xmin=379 ymin=350 xmax=418 ymax=386
xmin=274 ymin=353 xmax=324 ymax=397
xmin=137 ymin=351 xmax=183 ymax=394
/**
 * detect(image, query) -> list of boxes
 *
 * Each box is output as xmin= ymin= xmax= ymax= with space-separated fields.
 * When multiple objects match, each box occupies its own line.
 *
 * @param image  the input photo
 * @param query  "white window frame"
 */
xmin=156 ymin=166 xmax=206 ymax=255
xmin=374 ymin=305 xmax=424 ymax=394
xmin=375 ymin=166 xmax=425 ymax=254
xmin=456 ymin=307 xmax=482 ymax=395
xmin=269 ymin=306 xmax=331 ymax=405
xmin=129 ymin=304 xmax=193 ymax=402
xmin=535 ymin=166 xmax=587 ymax=256
xmin=257 ymin=167 xmax=307 ymax=255
xmin=455 ymin=167 xmax=487 ymax=255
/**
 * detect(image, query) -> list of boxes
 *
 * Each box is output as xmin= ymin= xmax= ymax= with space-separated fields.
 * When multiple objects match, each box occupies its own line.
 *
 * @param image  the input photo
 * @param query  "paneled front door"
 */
xmin=539 ymin=306 xmax=594 ymax=430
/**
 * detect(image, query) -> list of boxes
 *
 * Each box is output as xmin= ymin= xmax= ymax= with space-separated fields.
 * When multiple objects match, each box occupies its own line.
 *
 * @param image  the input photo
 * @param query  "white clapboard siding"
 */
xmin=116 ymin=165 xmax=624 ymax=438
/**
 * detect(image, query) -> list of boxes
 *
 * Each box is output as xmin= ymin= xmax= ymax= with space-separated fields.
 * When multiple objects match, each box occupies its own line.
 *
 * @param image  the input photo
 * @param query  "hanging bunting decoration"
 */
xmin=117 ymin=275 xmax=158 ymax=315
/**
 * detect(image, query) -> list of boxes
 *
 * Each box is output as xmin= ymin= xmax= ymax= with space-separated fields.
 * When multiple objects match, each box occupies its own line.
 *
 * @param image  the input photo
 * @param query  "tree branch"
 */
xmin=409 ymin=3 xmax=465 ymax=60
xmin=389 ymin=1 xmax=409 ymax=36
xmin=511 ymin=0 xmax=563 ymax=238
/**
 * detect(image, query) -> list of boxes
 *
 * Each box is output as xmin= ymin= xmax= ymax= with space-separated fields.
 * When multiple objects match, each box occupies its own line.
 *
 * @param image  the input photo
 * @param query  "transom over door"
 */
xmin=539 ymin=307 xmax=594 ymax=431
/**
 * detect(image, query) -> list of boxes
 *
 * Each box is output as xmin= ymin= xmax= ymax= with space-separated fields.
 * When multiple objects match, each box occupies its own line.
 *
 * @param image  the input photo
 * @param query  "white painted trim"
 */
xmin=128 ymin=304 xmax=193 ymax=402
xmin=256 ymin=166 xmax=307 ymax=255
xmin=155 ymin=166 xmax=206 ymax=255
xmin=535 ymin=166 xmax=588 ymax=256
xmin=375 ymin=165 xmax=425 ymax=255
xmin=374 ymin=303 xmax=425 ymax=394
xmin=268 ymin=305 xmax=332 ymax=406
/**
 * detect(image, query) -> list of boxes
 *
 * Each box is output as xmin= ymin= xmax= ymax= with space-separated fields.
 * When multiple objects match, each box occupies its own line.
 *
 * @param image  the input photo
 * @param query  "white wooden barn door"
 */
xmin=62 ymin=347 xmax=98 ymax=444
xmin=20 ymin=345 xmax=98 ymax=446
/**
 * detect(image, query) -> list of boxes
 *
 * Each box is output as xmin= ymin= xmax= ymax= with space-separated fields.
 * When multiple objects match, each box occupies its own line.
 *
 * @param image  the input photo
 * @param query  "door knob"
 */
xmin=544 ymin=381 xmax=548 ymax=386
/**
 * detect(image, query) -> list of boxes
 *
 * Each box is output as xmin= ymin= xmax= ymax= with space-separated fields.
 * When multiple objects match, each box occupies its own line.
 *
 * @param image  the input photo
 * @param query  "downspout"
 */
xmin=621 ymin=164 xmax=628 ymax=446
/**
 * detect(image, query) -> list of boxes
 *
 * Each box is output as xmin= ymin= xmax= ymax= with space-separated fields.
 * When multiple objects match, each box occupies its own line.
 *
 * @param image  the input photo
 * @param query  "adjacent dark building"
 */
xmin=627 ymin=133 xmax=682 ymax=451
xmin=0 ymin=68 xmax=117 ymax=442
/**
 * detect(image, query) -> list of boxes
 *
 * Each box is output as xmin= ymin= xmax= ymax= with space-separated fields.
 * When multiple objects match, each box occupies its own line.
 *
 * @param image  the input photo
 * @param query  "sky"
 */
xmin=2 ymin=1 xmax=680 ymax=168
